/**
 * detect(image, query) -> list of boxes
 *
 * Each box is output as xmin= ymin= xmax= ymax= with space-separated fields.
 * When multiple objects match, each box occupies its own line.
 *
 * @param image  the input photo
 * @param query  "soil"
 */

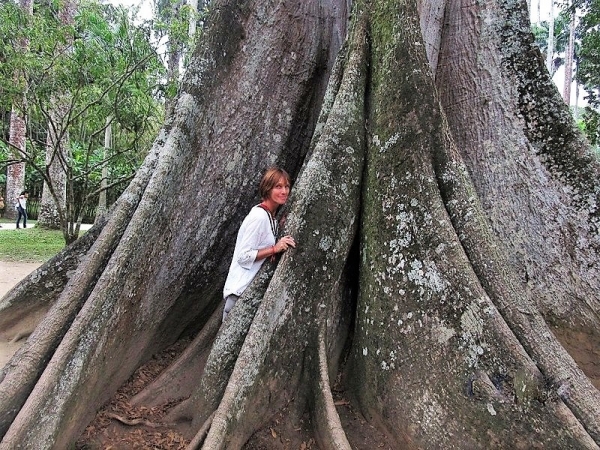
xmin=73 ymin=337 xmax=393 ymax=450
xmin=0 ymin=260 xmax=42 ymax=368
xmin=2 ymin=261 xmax=599 ymax=449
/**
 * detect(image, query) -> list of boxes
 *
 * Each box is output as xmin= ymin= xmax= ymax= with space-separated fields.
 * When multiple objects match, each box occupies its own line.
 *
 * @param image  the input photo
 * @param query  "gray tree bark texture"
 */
xmin=3 ymin=0 xmax=33 ymax=223
xmin=36 ymin=0 xmax=76 ymax=231
xmin=1 ymin=0 xmax=600 ymax=448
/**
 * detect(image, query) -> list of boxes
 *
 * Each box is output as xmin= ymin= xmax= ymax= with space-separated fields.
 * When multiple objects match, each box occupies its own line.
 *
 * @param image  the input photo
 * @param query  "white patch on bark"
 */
xmin=372 ymin=133 xmax=401 ymax=153
xmin=434 ymin=324 xmax=456 ymax=344
xmin=459 ymin=300 xmax=490 ymax=367
xmin=407 ymin=259 xmax=447 ymax=294
xmin=319 ymin=236 xmax=333 ymax=251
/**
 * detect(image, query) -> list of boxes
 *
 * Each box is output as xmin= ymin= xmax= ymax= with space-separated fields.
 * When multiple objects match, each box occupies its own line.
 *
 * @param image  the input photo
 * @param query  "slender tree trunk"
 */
xmin=188 ymin=0 xmax=198 ymax=40
xmin=96 ymin=117 xmax=112 ymax=221
xmin=5 ymin=0 xmax=33 ymax=222
xmin=5 ymin=117 xmax=26 ymax=222
xmin=546 ymin=0 xmax=555 ymax=74
xmin=563 ymin=4 xmax=575 ymax=105
xmin=164 ymin=0 xmax=184 ymax=118
xmin=575 ymin=76 xmax=580 ymax=120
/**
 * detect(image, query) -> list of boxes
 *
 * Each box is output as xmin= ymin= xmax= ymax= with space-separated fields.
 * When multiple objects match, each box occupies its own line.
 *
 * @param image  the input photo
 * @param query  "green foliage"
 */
xmin=0 ymin=0 xmax=165 ymax=233
xmin=0 ymin=0 xmax=211 ymax=241
xmin=573 ymin=0 xmax=600 ymax=144
xmin=0 ymin=222 xmax=66 ymax=262
xmin=580 ymin=107 xmax=600 ymax=147
xmin=531 ymin=10 xmax=574 ymax=75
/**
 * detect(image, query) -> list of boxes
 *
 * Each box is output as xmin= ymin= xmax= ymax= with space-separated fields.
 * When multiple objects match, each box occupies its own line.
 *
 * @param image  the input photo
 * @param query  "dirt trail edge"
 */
xmin=0 ymin=261 xmax=42 ymax=368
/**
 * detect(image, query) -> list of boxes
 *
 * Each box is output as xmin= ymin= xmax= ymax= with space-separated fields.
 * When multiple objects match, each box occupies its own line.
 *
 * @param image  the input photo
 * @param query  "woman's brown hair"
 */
xmin=259 ymin=167 xmax=291 ymax=200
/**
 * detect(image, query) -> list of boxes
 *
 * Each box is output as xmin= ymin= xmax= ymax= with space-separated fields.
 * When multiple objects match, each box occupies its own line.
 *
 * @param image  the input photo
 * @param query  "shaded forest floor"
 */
xmin=1 ymin=259 xmax=393 ymax=449
xmin=72 ymin=319 xmax=599 ymax=449
xmin=74 ymin=337 xmax=394 ymax=450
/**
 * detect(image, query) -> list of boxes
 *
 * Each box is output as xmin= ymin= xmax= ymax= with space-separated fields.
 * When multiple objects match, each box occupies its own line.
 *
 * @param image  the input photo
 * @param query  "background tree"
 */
xmin=149 ymin=0 xmax=207 ymax=115
xmin=531 ymin=6 xmax=571 ymax=75
xmin=576 ymin=0 xmax=600 ymax=146
xmin=1 ymin=0 xmax=600 ymax=449
xmin=36 ymin=0 xmax=77 ymax=230
xmin=3 ymin=0 xmax=34 ymax=221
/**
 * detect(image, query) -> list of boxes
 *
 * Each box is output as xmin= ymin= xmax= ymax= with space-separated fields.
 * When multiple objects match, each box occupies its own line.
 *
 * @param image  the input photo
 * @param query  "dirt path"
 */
xmin=0 ymin=260 xmax=41 ymax=368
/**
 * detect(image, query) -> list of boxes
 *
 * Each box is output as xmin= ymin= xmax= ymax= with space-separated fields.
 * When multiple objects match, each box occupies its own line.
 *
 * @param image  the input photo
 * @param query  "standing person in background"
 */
xmin=222 ymin=167 xmax=296 ymax=322
xmin=15 ymin=191 xmax=28 ymax=229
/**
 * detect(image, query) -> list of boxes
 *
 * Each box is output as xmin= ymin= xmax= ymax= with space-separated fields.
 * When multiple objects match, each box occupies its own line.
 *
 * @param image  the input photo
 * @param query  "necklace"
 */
xmin=258 ymin=202 xmax=278 ymax=238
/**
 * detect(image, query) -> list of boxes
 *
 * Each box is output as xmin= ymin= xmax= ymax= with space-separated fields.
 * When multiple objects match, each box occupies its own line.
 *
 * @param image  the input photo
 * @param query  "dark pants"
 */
xmin=16 ymin=206 xmax=27 ymax=228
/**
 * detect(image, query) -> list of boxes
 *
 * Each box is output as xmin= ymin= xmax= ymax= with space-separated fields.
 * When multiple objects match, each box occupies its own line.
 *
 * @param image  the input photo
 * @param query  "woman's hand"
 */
xmin=274 ymin=235 xmax=296 ymax=253
xmin=257 ymin=236 xmax=296 ymax=261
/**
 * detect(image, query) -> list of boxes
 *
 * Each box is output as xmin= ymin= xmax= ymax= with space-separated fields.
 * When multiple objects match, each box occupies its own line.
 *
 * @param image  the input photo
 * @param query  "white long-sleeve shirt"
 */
xmin=223 ymin=205 xmax=276 ymax=298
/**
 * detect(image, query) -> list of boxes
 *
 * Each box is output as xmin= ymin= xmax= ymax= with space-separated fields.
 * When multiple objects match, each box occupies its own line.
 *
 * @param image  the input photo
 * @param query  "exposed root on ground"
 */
xmin=106 ymin=412 xmax=176 ymax=429
xmin=0 ymin=145 xmax=161 ymax=439
xmin=74 ymin=325 xmax=400 ymax=450
xmin=187 ymin=411 xmax=215 ymax=450
xmin=132 ymin=308 xmax=222 ymax=408
xmin=76 ymin=339 xmax=192 ymax=449
xmin=9 ymin=332 xmax=31 ymax=344
xmin=166 ymin=266 xmax=273 ymax=427
xmin=312 ymin=329 xmax=351 ymax=450
xmin=434 ymin=130 xmax=600 ymax=442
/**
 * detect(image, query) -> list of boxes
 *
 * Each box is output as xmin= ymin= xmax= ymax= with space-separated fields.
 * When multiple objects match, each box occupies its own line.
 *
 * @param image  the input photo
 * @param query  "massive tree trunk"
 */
xmin=1 ymin=0 xmax=599 ymax=448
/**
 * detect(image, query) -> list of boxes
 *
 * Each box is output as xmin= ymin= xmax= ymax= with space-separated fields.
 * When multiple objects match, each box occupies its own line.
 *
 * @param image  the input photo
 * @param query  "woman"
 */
xmin=222 ymin=167 xmax=296 ymax=321
xmin=15 ymin=191 xmax=28 ymax=229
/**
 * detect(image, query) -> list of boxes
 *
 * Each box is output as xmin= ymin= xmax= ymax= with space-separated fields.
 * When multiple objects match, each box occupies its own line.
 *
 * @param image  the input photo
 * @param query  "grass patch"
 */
xmin=0 ymin=221 xmax=65 ymax=262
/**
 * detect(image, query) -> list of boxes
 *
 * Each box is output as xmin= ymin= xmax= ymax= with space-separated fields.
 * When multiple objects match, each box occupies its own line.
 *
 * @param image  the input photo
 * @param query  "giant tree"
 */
xmin=1 ymin=0 xmax=600 ymax=448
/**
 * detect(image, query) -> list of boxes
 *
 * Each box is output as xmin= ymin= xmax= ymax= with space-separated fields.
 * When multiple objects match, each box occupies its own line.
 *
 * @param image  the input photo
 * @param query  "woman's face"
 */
xmin=268 ymin=176 xmax=290 ymax=206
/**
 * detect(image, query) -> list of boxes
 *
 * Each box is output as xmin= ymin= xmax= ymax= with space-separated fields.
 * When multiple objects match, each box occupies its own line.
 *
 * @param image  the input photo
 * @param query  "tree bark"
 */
xmin=95 ymin=117 xmax=112 ymax=221
xmin=4 ymin=0 xmax=33 ymax=222
xmin=0 ymin=0 xmax=346 ymax=446
xmin=563 ymin=6 xmax=575 ymax=105
xmin=1 ymin=0 xmax=600 ymax=448
xmin=37 ymin=109 xmax=68 ymax=229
